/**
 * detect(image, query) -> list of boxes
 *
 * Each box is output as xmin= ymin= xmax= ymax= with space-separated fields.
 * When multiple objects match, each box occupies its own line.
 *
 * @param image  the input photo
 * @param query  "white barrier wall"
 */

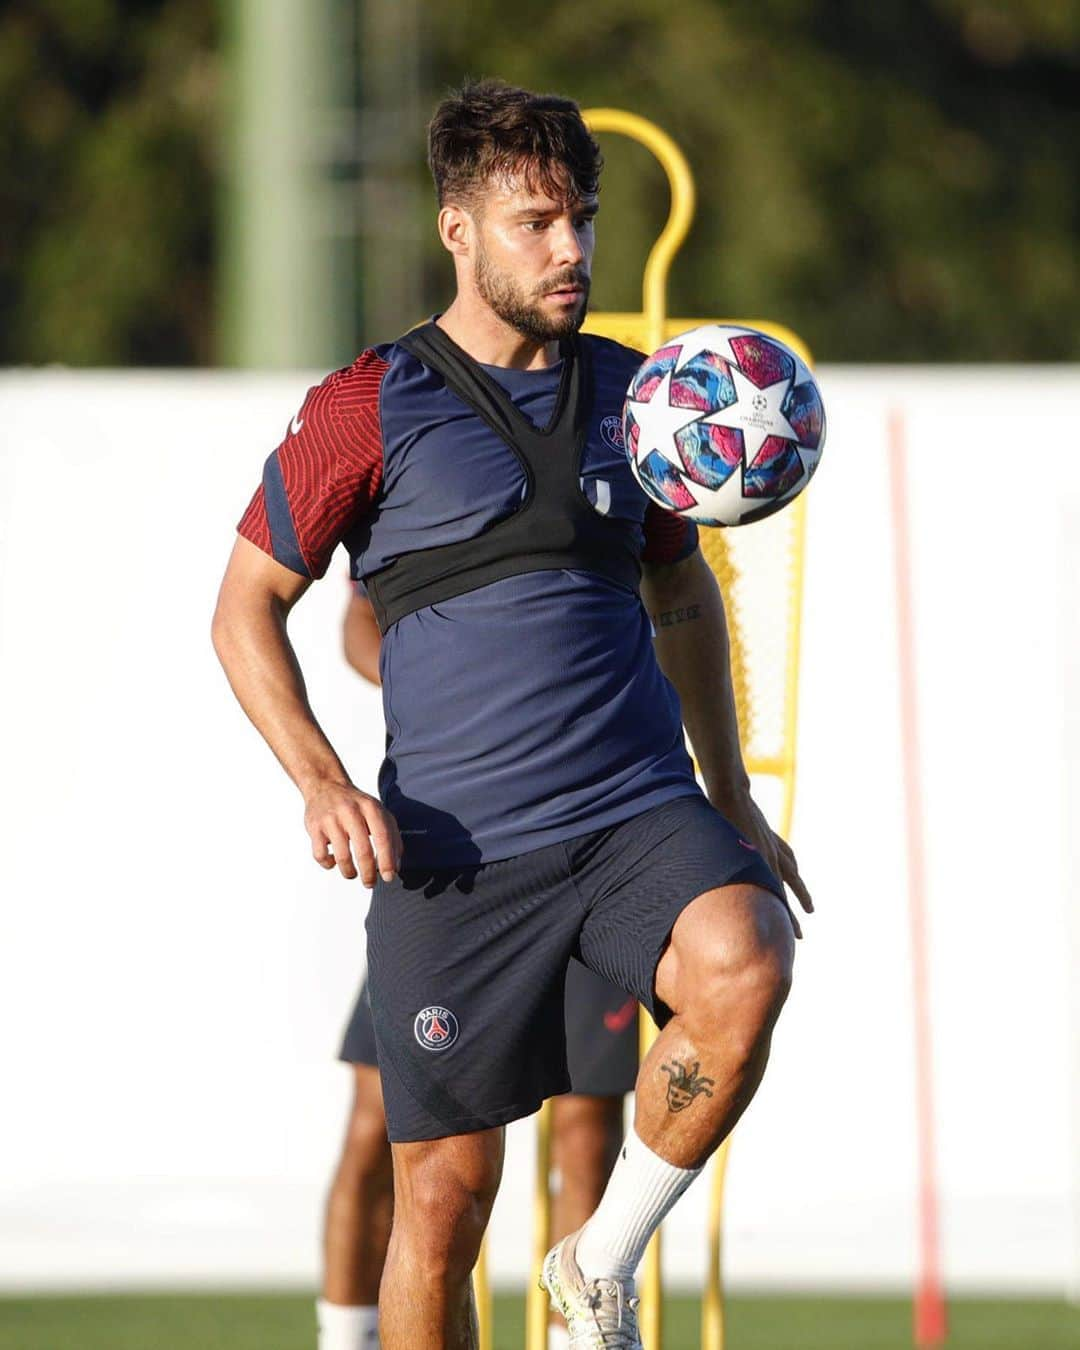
xmin=0 ymin=366 xmax=1076 ymax=1294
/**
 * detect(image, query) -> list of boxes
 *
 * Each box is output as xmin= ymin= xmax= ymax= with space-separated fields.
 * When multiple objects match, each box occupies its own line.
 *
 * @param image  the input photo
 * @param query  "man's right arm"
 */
xmin=212 ymin=535 xmax=401 ymax=884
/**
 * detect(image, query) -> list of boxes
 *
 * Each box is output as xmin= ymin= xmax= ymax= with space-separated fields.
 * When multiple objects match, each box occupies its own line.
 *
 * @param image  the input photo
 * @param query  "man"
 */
xmin=213 ymin=79 xmax=810 ymax=1350
xmin=320 ymin=586 xmax=638 ymax=1350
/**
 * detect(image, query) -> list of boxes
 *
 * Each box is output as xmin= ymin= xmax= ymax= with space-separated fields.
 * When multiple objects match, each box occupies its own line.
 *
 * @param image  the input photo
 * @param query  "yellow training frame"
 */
xmin=516 ymin=108 xmax=812 ymax=1350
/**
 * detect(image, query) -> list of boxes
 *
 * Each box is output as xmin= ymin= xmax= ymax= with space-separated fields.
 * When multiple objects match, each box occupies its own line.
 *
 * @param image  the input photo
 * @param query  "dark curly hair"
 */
xmin=427 ymin=79 xmax=602 ymax=210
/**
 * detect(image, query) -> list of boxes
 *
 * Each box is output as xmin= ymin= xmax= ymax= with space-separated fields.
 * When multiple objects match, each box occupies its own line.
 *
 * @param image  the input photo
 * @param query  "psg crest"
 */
xmin=414 ymin=1005 xmax=460 ymax=1052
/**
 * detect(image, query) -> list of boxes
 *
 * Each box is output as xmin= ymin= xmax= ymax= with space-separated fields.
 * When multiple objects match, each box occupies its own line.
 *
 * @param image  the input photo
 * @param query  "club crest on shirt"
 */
xmin=414 ymin=1005 xmax=459 ymax=1052
xmin=600 ymin=414 xmax=625 ymax=451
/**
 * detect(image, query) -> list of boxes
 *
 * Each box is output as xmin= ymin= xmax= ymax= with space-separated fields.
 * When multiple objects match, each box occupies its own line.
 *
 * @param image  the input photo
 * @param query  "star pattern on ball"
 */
xmin=622 ymin=325 xmax=825 ymax=527
xmin=703 ymin=364 xmax=801 ymax=465
xmin=624 ymin=369 xmax=703 ymax=472
xmin=669 ymin=326 xmax=735 ymax=369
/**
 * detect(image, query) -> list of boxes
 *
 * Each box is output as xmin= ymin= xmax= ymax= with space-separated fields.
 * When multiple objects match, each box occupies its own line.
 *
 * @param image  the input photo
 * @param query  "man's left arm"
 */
xmin=641 ymin=547 xmax=813 ymax=929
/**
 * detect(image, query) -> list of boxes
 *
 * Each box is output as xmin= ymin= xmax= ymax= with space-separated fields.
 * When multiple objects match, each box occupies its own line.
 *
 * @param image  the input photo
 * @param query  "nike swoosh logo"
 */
xmin=604 ymin=998 xmax=637 ymax=1033
xmin=291 ymin=413 xmax=304 ymax=435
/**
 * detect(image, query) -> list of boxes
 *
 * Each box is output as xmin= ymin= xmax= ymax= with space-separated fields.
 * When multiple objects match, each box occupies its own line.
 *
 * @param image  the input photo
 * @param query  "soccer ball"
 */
xmin=623 ymin=324 xmax=825 ymax=526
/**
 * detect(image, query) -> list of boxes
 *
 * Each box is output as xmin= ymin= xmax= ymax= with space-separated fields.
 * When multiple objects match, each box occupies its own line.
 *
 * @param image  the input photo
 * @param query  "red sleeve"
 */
xmin=641 ymin=502 xmax=699 ymax=565
xmin=236 ymin=349 xmax=389 ymax=578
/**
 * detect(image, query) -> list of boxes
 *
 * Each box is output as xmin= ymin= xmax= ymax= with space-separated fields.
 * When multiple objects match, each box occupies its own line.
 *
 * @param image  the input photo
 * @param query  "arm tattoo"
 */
xmin=653 ymin=604 xmax=702 ymax=629
xmin=661 ymin=1058 xmax=715 ymax=1113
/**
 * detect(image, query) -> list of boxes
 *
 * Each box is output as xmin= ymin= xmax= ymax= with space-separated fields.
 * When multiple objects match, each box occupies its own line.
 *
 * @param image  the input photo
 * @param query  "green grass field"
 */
xmin=0 ymin=1291 xmax=1074 ymax=1350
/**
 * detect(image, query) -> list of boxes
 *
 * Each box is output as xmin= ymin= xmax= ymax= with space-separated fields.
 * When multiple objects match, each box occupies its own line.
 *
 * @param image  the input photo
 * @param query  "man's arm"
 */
xmin=211 ymin=535 xmax=401 ymax=883
xmin=343 ymin=590 xmax=383 ymax=686
xmin=641 ymin=547 xmax=812 ymax=924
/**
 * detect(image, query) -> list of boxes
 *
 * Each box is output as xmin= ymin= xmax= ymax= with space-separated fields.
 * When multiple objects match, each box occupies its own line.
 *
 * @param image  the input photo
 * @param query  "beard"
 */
xmin=474 ymin=246 xmax=590 ymax=343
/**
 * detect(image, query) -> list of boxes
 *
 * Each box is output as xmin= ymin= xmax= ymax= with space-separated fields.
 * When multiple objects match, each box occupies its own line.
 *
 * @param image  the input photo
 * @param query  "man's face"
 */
xmin=469 ymin=169 xmax=597 ymax=343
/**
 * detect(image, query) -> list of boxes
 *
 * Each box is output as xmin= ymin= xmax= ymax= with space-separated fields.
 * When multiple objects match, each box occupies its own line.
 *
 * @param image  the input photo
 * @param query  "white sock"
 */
xmin=316 ymin=1299 xmax=380 ymax=1350
xmin=574 ymin=1127 xmax=702 ymax=1284
xmin=548 ymin=1324 xmax=570 ymax=1350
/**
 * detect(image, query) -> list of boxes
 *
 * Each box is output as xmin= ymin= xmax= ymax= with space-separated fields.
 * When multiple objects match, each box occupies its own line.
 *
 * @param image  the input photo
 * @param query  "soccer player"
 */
xmin=320 ymin=586 xmax=638 ymax=1350
xmin=213 ymin=79 xmax=811 ymax=1350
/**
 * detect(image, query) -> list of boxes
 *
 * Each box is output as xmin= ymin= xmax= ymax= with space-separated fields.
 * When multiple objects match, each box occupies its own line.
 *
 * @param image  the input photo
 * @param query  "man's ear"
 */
xmin=437 ymin=204 xmax=473 ymax=258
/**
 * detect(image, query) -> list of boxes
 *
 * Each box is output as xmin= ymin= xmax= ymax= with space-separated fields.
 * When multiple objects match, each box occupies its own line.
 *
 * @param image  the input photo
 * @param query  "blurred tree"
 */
xmin=0 ymin=0 xmax=217 ymax=365
xmin=419 ymin=0 xmax=1080 ymax=360
xmin=1 ymin=0 xmax=1077 ymax=363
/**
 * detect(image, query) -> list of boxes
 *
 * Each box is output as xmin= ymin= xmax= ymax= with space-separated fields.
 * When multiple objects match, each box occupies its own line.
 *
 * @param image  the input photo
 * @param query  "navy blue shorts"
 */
xmin=339 ymin=958 xmax=639 ymax=1098
xmin=365 ymin=794 xmax=783 ymax=1142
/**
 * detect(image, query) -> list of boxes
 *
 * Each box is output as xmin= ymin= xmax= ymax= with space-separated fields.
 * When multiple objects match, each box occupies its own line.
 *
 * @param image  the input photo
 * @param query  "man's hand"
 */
xmin=716 ymin=789 xmax=813 ymax=938
xmin=304 ymin=782 xmax=403 ymax=885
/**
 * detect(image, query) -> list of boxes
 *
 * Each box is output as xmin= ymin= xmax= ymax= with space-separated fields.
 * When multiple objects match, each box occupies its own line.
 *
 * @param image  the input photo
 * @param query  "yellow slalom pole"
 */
xmin=780 ymin=496 xmax=808 ymax=844
xmin=701 ymin=1136 xmax=732 ymax=1350
xmin=638 ymin=1009 xmax=663 ymax=1350
xmin=526 ymin=1099 xmax=555 ymax=1350
xmin=700 ymin=774 xmax=800 ymax=1350
xmin=701 ymin=494 xmax=809 ymax=1350
xmin=583 ymin=108 xmax=696 ymax=357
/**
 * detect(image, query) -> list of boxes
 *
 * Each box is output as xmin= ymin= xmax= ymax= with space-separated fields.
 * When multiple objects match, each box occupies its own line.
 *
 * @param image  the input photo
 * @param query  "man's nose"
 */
xmin=550 ymin=218 xmax=585 ymax=268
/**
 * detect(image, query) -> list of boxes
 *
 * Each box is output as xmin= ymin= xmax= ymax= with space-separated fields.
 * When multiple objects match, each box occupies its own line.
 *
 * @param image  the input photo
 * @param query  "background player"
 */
xmin=213 ymin=80 xmax=810 ymax=1349
xmin=319 ymin=587 xmax=638 ymax=1350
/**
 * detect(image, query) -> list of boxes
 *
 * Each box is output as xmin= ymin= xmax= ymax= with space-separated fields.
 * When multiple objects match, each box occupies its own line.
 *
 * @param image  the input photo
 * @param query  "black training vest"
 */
xmin=364 ymin=323 xmax=643 ymax=633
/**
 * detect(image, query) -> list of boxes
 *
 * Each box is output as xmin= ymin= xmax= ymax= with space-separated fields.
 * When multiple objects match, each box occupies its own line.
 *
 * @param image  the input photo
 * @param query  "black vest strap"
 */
xmin=364 ymin=323 xmax=642 ymax=633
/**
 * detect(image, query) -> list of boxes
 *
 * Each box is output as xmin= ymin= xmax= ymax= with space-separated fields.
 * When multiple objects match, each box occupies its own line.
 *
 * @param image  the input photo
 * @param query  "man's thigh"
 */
xmin=366 ymin=850 xmax=581 ymax=1142
xmin=570 ymin=794 xmax=784 ymax=1026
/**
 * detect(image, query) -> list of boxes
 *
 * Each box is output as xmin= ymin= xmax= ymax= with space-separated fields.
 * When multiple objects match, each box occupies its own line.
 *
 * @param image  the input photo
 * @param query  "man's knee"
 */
xmin=728 ymin=896 xmax=795 ymax=1011
xmin=392 ymin=1134 xmax=503 ymax=1280
xmin=678 ymin=886 xmax=795 ymax=1035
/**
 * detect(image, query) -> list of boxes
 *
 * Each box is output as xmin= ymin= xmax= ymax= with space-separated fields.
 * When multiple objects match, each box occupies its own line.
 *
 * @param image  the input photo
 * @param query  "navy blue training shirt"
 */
xmin=239 ymin=332 xmax=703 ymax=865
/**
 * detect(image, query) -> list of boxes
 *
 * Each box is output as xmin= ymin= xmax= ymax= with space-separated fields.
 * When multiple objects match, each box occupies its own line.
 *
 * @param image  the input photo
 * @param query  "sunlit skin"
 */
xmin=436 ymin=171 xmax=598 ymax=369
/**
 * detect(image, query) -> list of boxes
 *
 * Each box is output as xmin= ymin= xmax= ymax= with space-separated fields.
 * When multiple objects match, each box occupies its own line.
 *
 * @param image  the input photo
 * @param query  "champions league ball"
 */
xmin=623 ymin=324 xmax=826 ymax=526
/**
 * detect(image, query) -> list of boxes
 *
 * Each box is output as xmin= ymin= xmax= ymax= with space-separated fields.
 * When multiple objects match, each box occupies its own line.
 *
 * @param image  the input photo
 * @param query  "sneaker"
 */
xmin=540 ymin=1229 xmax=642 ymax=1349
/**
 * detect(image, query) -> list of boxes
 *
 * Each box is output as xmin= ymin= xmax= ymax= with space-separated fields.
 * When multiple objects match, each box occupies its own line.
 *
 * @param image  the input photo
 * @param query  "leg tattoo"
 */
xmin=660 ymin=1059 xmax=715 ymax=1114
